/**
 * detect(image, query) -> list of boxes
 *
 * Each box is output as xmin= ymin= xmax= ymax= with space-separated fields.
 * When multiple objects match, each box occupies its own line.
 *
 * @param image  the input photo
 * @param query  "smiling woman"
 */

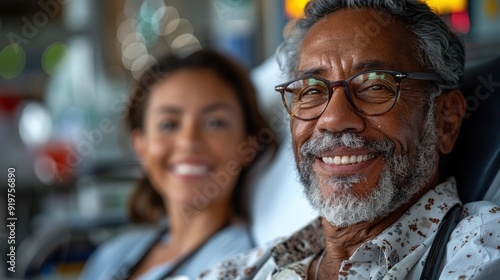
xmin=79 ymin=49 xmax=276 ymax=280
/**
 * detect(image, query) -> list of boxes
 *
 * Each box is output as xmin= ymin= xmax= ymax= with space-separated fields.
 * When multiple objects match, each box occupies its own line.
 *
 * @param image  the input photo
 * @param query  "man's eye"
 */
xmin=354 ymin=82 xmax=396 ymax=104
xmin=355 ymin=83 xmax=390 ymax=92
xmin=302 ymin=88 xmax=323 ymax=95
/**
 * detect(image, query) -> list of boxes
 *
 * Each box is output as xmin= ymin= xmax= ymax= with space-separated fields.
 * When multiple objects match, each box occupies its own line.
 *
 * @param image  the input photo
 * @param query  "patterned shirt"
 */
xmin=198 ymin=178 xmax=500 ymax=279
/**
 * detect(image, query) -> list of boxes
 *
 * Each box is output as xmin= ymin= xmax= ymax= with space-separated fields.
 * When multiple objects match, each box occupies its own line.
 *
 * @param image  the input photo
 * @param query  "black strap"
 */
xmin=113 ymin=221 xmax=230 ymax=280
xmin=160 ymin=220 xmax=231 ymax=278
xmin=111 ymin=227 xmax=167 ymax=280
xmin=420 ymin=204 xmax=462 ymax=280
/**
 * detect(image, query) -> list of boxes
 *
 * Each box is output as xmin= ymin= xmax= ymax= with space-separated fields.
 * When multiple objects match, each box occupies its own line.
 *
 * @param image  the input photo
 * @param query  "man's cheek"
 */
xmin=291 ymin=119 xmax=315 ymax=142
xmin=291 ymin=122 xmax=309 ymax=159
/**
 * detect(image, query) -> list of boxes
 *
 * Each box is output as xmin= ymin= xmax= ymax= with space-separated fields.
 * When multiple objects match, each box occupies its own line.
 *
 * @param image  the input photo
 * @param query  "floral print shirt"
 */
xmin=198 ymin=178 xmax=500 ymax=279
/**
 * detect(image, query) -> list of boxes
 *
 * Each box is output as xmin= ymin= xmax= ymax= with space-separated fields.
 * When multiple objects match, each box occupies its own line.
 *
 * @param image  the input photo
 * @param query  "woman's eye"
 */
xmin=158 ymin=120 xmax=178 ymax=131
xmin=206 ymin=118 xmax=228 ymax=130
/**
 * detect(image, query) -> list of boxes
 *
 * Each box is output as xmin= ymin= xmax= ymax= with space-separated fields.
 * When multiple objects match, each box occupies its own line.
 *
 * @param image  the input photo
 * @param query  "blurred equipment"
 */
xmin=15 ymin=160 xmax=141 ymax=279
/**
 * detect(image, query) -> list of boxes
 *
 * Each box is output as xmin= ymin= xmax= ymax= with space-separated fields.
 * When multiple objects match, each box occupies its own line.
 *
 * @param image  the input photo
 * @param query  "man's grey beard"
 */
xmin=297 ymin=106 xmax=438 ymax=227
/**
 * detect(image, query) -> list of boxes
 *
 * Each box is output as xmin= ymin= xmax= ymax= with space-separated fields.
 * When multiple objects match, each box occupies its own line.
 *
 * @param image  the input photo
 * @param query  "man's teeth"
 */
xmin=322 ymin=154 xmax=375 ymax=165
xmin=174 ymin=164 xmax=208 ymax=176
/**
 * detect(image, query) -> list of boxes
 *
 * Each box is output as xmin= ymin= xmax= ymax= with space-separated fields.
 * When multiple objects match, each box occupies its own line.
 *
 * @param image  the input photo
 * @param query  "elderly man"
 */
xmin=199 ymin=0 xmax=500 ymax=279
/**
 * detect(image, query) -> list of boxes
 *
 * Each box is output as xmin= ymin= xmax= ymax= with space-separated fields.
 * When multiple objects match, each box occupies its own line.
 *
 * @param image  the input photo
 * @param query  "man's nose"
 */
xmin=315 ymin=87 xmax=365 ymax=134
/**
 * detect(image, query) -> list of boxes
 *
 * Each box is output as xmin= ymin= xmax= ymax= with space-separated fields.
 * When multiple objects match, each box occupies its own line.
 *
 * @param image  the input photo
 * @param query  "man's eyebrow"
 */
xmin=296 ymin=60 xmax=395 ymax=78
xmin=352 ymin=60 xmax=394 ymax=72
xmin=296 ymin=68 xmax=326 ymax=78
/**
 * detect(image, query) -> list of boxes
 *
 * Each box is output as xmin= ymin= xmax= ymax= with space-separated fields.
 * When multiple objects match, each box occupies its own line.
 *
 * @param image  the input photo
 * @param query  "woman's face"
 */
xmin=134 ymin=68 xmax=251 ymax=212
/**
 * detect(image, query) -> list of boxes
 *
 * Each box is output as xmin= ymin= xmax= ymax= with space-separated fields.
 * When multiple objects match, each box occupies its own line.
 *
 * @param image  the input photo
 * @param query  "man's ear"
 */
xmin=435 ymin=90 xmax=466 ymax=154
xmin=132 ymin=129 xmax=148 ymax=170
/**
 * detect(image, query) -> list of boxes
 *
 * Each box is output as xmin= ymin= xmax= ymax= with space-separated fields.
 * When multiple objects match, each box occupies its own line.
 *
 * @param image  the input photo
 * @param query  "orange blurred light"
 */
xmin=285 ymin=1 xmax=467 ymax=18
xmin=284 ymin=0 xmax=309 ymax=19
xmin=423 ymin=0 xmax=467 ymax=15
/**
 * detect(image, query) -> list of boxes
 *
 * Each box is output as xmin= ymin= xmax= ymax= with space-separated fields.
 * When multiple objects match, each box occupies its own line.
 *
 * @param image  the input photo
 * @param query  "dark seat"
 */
xmin=442 ymin=56 xmax=500 ymax=203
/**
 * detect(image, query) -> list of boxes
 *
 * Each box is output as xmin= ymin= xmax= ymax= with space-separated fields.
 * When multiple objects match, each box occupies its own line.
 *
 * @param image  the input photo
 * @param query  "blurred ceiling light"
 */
xmin=18 ymin=102 xmax=52 ymax=147
xmin=138 ymin=0 xmax=168 ymax=46
xmin=122 ymin=41 xmax=148 ymax=61
xmin=171 ymin=34 xmax=201 ymax=50
xmin=164 ymin=18 xmax=181 ymax=35
xmin=162 ymin=18 xmax=195 ymax=45
xmin=164 ymin=18 xmax=194 ymax=42
xmin=120 ymin=32 xmax=146 ymax=53
xmin=152 ymin=5 xmax=167 ymax=24
xmin=131 ymin=55 xmax=157 ymax=79
xmin=158 ymin=6 xmax=180 ymax=35
xmin=117 ymin=19 xmax=139 ymax=44
xmin=130 ymin=54 xmax=154 ymax=72
xmin=119 ymin=0 xmax=200 ymax=79
xmin=175 ymin=18 xmax=194 ymax=34
xmin=151 ymin=7 xmax=168 ymax=36
xmin=124 ymin=0 xmax=141 ymax=18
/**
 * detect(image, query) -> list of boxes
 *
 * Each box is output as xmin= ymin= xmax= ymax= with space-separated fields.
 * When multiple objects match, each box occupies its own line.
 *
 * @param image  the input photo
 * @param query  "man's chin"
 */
xmin=305 ymin=173 xmax=399 ymax=227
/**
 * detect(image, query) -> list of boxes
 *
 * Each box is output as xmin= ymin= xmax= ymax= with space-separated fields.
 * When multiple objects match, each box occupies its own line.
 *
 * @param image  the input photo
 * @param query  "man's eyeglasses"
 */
xmin=274 ymin=70 xmax=444 ymax=120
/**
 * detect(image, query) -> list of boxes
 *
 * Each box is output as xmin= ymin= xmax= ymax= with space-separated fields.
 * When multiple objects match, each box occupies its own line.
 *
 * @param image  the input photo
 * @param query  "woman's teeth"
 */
xmin=173 ymin=164 xmax=209 ymax=176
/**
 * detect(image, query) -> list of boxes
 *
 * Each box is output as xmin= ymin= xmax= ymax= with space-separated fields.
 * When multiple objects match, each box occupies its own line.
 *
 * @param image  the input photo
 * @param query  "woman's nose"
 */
xmin=176 ymin=121 xmax=203 ymax=151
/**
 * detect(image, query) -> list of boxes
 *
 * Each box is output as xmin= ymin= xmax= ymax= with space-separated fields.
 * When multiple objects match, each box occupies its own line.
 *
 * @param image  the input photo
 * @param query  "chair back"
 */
xmin=442 ymin=56 xmax=500 ymax=203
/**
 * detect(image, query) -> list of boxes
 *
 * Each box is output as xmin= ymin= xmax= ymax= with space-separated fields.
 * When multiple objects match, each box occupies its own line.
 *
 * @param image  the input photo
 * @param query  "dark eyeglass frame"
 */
xmin=274 ymin=70 xmax=444 ymax=120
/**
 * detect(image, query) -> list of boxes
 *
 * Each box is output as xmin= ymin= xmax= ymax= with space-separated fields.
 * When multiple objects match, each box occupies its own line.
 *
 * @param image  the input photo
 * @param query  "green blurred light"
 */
xmin=42 ymin=42 xmax=68 ymax=75
xmin=0 ymin=44 xmax=26 ymax=80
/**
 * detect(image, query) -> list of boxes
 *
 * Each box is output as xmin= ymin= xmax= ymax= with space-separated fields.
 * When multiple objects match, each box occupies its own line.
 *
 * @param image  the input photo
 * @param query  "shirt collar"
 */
xmin=271 ymin=217 xmax=323 ymax=267
xmin=269 ymin=177 xmax=461 ymax=271
xmin=359 ymin=177 xmax=461 ymax=270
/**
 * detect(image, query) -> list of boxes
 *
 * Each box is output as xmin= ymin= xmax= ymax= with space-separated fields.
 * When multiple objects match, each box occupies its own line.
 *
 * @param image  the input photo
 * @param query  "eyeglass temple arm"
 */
xmin=404 ymin=72 xmax=445 ymax=84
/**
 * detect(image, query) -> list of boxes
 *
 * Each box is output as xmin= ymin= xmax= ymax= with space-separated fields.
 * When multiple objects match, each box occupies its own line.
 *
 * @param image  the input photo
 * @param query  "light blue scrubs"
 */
xmin=79 ymin=223 xmax=253 ymax=280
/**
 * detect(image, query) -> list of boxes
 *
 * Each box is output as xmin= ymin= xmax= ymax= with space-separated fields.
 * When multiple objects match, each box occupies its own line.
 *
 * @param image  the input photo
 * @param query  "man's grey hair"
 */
xmin=276 ymin=0 xmax=465 ymax=92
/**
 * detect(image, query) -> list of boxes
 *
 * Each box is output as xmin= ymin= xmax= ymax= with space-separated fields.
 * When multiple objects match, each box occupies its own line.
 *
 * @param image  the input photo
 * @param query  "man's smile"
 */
xmin=321 ymin=153 xmax=376 ymax=165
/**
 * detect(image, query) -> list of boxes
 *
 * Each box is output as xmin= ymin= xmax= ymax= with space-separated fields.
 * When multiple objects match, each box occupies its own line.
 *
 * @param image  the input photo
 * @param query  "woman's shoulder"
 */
xmin=95 ymin=227 xmax=158 ymax=256
xmin=208 ymin=223 xmax=253 ymax=249
xmin=79 ymin=226 xmax=158 ymax=280
xmin=196 ymin=224 xmax=254 ymax=259
xmin=178 ymin=223 xmax=254 ymax=278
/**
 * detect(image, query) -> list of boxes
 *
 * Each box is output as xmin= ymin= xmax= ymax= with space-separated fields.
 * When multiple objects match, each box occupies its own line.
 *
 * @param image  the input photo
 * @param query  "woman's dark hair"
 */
xmin=124 ymin=49 xmax=276 ymax=224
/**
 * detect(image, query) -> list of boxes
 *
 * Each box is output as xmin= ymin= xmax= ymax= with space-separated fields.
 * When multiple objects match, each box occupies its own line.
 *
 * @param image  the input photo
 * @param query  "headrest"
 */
xmin=442 ymin=56 xmax=500 ymax=203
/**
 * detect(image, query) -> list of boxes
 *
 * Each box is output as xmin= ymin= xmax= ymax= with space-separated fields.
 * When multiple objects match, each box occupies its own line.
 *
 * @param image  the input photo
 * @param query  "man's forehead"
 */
xmin=297 ymin=8 xmax=418 ymax=76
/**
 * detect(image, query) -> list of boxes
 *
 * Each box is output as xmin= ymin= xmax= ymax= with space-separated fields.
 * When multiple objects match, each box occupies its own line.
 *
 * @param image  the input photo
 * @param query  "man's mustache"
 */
xmin=299 ymin=132 xmax=395 ymax=160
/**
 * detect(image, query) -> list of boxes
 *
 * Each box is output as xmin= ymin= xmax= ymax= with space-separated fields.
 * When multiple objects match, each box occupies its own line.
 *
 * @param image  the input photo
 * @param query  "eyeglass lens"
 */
xmin=282 ymin=71 xmax=401 ymax=119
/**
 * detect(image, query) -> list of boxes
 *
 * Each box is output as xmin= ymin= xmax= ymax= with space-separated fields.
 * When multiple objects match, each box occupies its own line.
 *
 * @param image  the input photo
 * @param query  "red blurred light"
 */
xmin=451 ymin=11 xmax=471 ymax=34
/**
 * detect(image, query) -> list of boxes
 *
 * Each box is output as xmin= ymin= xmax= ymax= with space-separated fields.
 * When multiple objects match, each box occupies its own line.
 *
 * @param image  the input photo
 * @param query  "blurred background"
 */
xmin=0 ymin=0 xmax=499 ymax=279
